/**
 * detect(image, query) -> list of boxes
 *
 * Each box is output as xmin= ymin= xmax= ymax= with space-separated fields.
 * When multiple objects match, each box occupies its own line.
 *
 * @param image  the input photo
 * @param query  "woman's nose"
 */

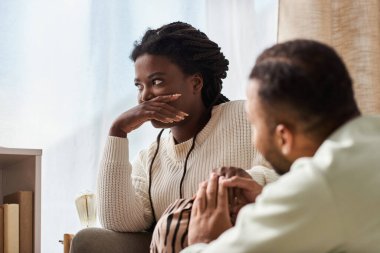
xmin=140 ymin=87 xmax=154 ymax=102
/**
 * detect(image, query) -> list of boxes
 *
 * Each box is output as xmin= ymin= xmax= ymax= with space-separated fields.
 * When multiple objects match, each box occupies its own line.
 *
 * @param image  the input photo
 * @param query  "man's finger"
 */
xmin=206 ymin=173 xmax=219 ymax=209
xmin=193 ymin=181 xmax=208 ymax=213
xmin=221 ymin=176 xmax=258 ymax=191
xmin=217 ymin=176 xmax=229 ymax=210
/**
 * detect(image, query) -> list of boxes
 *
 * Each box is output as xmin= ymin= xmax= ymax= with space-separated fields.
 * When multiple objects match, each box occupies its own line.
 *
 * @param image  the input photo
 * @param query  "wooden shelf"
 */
xmin=0 ymin=147 xmax=42 ymax=253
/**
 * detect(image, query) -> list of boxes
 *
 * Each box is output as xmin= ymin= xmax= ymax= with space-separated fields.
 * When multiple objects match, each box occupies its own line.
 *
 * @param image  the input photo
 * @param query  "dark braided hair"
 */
xmin=131 ymin=21 xmax=229 ymax=108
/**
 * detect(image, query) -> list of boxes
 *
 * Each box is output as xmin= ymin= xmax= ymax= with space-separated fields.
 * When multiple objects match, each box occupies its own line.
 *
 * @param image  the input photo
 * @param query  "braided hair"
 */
xmin=131 ymin=21 xmax=229 ymax=108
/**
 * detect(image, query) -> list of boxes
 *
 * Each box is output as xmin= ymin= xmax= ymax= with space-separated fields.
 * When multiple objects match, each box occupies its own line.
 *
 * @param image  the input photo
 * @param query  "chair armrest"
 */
xmin=70 ymin=228 xmax=152 ymax=253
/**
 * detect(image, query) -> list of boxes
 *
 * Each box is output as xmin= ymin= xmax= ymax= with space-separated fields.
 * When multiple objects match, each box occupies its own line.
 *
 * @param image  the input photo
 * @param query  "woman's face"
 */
xmin=134 ymin=53 xmax=201 ymax=128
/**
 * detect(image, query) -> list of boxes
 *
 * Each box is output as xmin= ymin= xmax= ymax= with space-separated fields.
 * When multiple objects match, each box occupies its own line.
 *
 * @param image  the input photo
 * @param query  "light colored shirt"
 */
xmin=97 ymin=101 xmax=278 ymax=232
xmin=183 ymin=115 xmax=380 ymax=253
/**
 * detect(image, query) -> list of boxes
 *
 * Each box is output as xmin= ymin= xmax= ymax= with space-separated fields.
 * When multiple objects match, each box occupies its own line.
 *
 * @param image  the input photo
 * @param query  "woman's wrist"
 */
xmin=109 ymin=123 xmax=127 ymax=138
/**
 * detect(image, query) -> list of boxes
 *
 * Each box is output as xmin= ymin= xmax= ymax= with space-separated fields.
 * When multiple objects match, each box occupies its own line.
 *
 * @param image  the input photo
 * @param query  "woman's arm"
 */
xmin=97 ymin=94 xmax=188 ymax=231
xmin=97 ymin=136 xmax=153 ymax=232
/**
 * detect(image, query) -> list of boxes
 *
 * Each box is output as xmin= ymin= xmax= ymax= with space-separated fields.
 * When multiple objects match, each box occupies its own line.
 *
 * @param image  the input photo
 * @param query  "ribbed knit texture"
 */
xmin=97 ymin=101 xmax=278 ymax=232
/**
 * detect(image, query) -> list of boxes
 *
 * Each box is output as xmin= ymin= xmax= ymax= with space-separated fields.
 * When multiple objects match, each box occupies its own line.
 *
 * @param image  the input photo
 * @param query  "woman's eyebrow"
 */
xmin=148 ymin=72 xmax=166 ymax=79
xmin=134 ymin=72 xmax=166 ymax=82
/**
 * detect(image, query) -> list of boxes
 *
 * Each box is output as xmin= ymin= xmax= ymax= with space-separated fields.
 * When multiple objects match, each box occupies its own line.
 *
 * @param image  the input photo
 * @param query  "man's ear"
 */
xmin=274 ymin=124 xmax=294 ymax=156
xmin=191 ymin=74 xmax=203 ymax=94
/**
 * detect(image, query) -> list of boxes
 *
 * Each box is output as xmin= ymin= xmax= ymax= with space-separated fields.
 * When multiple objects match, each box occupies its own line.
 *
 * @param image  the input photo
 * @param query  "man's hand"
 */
xmin=213 ymin=167 xmax=259 ymax=224
xmin=221 ymin=175 xmax=263 ymax=222
xmin=188 ymin=173 xmax=233 ymax=245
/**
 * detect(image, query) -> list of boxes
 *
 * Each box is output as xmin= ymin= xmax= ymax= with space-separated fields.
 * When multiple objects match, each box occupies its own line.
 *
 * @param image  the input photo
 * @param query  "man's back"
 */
xmin=310 ymin=115 xmax=380 ymax=251
xmin=264 ymin=115 xmax=380 ymax=252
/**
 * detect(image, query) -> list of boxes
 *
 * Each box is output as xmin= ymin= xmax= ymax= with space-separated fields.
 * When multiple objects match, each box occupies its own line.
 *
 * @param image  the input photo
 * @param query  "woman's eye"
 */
xmin=135 ymin=83 xmax=143 ymax=90
xmin=152 ymin=79 xmax=163 ymax=86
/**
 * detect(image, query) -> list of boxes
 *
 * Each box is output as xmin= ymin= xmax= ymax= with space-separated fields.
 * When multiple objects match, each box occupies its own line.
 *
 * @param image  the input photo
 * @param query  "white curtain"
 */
xmin=0 ymin=1 xmax=278 ymax=252
xmin=205 ymin=0 xmax=278 ymax=100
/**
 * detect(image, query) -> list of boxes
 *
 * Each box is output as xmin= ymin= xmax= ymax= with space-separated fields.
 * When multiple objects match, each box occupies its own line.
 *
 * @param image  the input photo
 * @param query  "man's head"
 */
xmin=246 ymin=39 xmax=360 ymax=175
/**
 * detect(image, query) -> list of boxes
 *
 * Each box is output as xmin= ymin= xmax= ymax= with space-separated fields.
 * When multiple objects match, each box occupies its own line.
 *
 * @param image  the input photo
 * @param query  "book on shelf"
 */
xmin=0 ymin=206 xmax=3 ymax=253
xmin=3 ymin=191 xmax=33 ymax=253
xmin=2 ymin=204 xmax=20 ymax=253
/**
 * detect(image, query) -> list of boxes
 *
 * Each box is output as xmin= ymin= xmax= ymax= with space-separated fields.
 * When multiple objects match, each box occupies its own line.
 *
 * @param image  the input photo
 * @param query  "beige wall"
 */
xmin=278 ymin=0 xmax=380 ymax=114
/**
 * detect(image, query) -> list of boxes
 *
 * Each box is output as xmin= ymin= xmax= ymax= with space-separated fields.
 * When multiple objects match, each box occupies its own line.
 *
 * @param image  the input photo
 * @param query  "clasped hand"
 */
xmin=188 ymin=167 xmax=263 ymax=245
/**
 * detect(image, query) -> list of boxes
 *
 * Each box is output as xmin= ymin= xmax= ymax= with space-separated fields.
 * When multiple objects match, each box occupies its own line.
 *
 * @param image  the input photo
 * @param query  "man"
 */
xmin=183 ymin=39 xmax=380 ymax=253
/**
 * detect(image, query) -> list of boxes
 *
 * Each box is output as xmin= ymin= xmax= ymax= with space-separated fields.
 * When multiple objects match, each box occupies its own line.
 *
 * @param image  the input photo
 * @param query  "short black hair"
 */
xmin=250 ymin=39 xmax=360 ymax=137
xmin=131 ymin=21 xmax=229 ymax=108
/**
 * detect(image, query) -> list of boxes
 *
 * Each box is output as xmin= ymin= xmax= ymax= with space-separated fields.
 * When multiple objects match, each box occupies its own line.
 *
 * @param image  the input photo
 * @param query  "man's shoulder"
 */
xmin=261 ymin=160 xmax=329 ymax=203
xmin=324 ymin=115 xmax=380 ymax=150
xmin=311 ymin=115 xmax=380 ymax=176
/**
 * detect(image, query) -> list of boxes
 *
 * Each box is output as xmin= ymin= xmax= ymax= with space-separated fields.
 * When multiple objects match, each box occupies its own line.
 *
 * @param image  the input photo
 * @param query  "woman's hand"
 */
xmin=109 ymin=94 xmax=188 ymax=137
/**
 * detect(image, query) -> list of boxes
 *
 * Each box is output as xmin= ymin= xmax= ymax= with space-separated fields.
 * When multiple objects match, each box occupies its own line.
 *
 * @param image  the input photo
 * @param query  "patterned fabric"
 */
xmin=150 ymin=198 xmax=194 ymax=253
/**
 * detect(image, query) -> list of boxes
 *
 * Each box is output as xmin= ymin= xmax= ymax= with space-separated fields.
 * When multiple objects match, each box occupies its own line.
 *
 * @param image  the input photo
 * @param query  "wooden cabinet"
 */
xmin=0 ymin=147 xmax=42 ymax=253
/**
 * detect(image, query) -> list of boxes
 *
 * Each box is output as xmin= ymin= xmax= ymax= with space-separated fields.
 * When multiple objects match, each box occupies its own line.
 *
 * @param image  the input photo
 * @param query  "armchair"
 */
xmin=70 ymin=228 xmax=152 ymax=253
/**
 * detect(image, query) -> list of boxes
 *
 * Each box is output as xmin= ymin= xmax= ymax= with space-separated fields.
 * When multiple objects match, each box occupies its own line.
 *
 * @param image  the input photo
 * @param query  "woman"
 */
xmin=97 ymin=21 xmax=275 ymax=233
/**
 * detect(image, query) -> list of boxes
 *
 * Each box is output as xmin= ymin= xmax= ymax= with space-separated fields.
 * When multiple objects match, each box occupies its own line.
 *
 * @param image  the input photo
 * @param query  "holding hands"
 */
xmin=188 ymin=167 xmax=263 ymax=245
xmin=188 ymin=173 xmax=233 ymax=245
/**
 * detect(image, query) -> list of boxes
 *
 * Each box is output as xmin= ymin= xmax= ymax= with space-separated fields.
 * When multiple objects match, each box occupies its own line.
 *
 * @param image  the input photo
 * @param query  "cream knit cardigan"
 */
xmin=97 ymin=101 xmax=278 ymax=232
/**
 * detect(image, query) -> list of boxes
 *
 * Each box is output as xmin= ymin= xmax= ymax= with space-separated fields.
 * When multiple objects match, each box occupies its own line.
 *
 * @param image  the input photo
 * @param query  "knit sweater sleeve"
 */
xmin=97 ymin=136 xmax=153 ymax=232
xmin=247 ymin=166 xmax=279 ymax=186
